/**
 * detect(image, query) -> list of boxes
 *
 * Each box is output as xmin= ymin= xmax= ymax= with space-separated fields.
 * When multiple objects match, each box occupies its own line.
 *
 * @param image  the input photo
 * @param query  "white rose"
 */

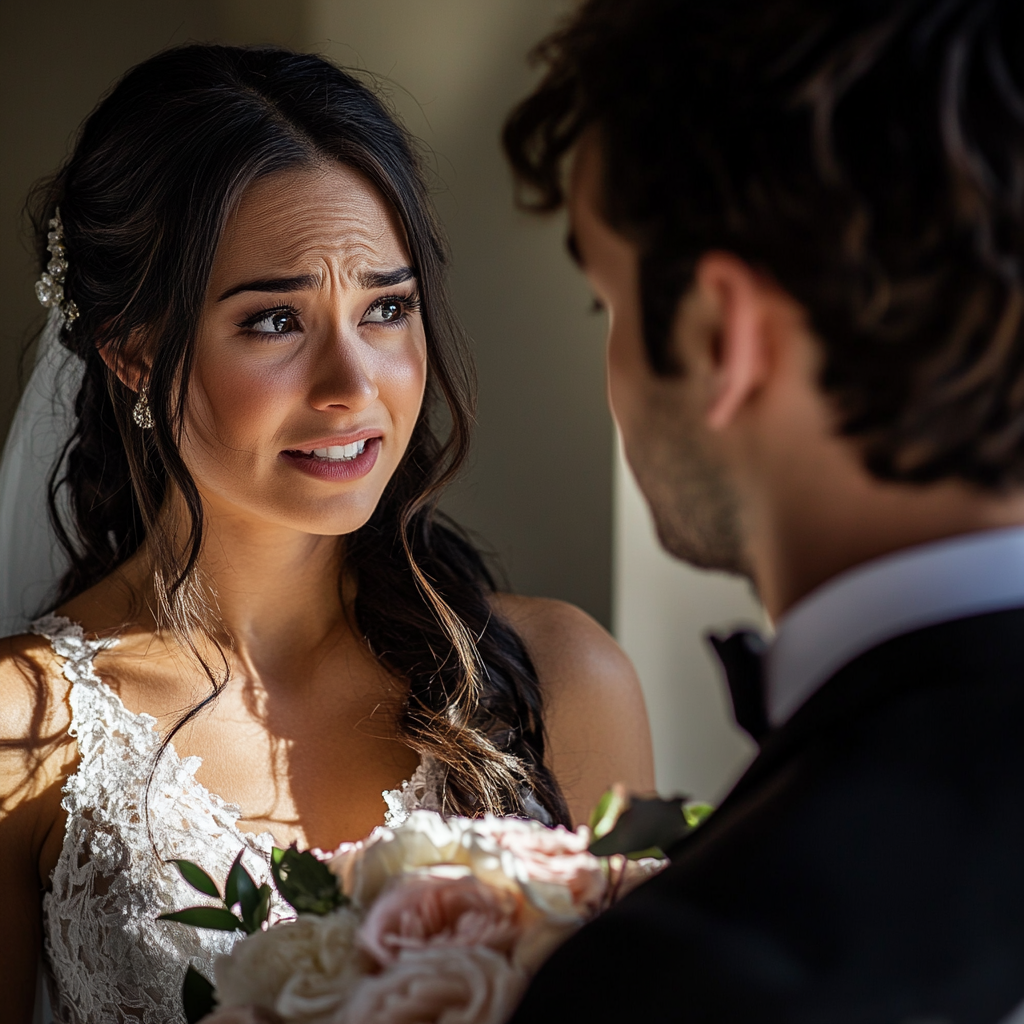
xmin=329 ymin=813 xmax=510 ymax=909
xmin=214 ymin=909 xmax=365 ymax=1023
xmin=338 ymin=945 xmax=527 ymax=1024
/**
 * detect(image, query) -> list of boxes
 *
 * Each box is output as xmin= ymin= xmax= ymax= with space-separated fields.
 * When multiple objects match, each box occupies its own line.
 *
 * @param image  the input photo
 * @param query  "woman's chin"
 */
xmin=261 ymin=495 xmax=383 ymax=539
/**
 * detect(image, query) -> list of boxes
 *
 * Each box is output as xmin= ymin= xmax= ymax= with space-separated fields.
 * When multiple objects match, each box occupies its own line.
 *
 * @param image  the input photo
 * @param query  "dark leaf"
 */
xmin=182 ymin=965 xmax=216 ymax=1024
xmin=170 ymin=859 xmax=221 ymax=899
xmin=271 ymin=844 xmax=346 ymax=915
xmin=158 ymin=906 xmax=244 ymax=931
xmin=589 ymin=795 xmax=692 ymax=858
xmin=250 ymin=882 xmax=273 ymax=932
xmin=226 ymin=850 xmax=260 ymax=932
xmin=224 ymin=849 xmax=245 ymax=909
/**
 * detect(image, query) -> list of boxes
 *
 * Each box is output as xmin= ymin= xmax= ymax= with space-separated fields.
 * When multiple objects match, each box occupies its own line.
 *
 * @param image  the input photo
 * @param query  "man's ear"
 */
xmin=96 ymin=334 xmax=150 ymax=392
xmin=687 ymin=252 xmax=773 ymax=431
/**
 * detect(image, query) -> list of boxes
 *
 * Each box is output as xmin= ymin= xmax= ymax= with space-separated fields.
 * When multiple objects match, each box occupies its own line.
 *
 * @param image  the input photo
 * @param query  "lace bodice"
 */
xmin=34 ymin=615 xmax=436 ymax=1024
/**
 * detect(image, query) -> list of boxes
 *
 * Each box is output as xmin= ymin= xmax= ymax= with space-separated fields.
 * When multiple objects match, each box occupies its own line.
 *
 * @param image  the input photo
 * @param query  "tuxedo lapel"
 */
xmin=671 ymin=605 xmax=1024 ymax=860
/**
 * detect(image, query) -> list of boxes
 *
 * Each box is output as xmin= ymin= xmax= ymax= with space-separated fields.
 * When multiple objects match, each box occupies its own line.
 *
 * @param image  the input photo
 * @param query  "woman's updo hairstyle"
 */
xmin=30 ymin=44 xmax=569 ymax=826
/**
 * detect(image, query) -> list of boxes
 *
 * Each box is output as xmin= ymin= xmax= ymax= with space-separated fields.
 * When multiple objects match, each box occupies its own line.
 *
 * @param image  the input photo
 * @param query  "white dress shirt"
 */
xmin=764 ymin=525 xmax=1024 ymax=727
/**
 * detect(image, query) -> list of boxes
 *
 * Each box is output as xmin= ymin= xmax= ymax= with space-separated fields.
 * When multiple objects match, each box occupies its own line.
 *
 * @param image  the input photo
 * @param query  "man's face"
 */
xmin=568 ymin=136 xmax=748 ymax=575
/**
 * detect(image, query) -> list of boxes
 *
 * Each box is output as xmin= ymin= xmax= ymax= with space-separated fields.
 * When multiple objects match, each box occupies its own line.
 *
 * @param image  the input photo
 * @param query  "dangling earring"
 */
xmin=133 ymin=384 xmax=154 ymax=429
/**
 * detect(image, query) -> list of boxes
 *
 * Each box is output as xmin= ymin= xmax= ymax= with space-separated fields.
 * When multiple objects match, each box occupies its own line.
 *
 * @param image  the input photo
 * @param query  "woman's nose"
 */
xmin=308 ymin=328 xmax=380 ymax=413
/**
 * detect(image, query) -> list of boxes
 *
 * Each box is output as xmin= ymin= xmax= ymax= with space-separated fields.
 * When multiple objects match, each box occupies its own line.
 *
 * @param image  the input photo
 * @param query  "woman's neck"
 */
xmin=115 ymin=496 xmax=353 ymax=678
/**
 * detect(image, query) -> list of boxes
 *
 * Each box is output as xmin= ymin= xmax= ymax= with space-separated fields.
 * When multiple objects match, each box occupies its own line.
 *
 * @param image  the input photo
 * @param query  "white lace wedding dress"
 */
xmin=32 ymin=613 xmax=457 ymax=1024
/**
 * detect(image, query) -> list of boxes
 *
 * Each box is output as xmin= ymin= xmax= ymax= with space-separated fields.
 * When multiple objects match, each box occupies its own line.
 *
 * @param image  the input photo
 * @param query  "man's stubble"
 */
xmin=623 ymin=378 xmax=751 ymax=580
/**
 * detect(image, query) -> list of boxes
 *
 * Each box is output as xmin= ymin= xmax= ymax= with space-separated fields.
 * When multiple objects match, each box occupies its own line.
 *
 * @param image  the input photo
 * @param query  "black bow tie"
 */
xmin=708 ymin=629 xmax=770 ymax=743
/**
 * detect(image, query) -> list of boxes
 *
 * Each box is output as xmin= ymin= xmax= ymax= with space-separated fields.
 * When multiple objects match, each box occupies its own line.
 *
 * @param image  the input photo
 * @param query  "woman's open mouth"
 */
xmin=281 ymin=436 xmax=381 ymax=481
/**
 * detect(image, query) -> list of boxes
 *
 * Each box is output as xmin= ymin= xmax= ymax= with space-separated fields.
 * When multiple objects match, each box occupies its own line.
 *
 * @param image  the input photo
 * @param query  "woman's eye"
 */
xmin=362 ymin=294 xmax=419 ymax=326
xmin=245 ymin=309 xmax=300 ymax=334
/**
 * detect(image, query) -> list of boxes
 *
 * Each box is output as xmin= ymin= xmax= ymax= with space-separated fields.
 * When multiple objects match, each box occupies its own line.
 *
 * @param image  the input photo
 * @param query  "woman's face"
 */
xmin=181 ymin=163 xmax=427 ymax=538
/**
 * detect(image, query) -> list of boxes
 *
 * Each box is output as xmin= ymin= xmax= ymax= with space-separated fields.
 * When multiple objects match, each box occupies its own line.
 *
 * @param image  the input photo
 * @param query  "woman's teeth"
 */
xmin=309 ymin=440 xmax=367 ymax=461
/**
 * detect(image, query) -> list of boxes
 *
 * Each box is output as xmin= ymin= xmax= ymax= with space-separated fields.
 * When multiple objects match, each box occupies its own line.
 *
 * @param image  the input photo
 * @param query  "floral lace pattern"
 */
xmin=35 ymin=614 xmax=292 ymax=1023
xmin=34 ymin=614 xmax=545 ymax=1022
xmin=382 ymin=757 xmax=445 ymax=828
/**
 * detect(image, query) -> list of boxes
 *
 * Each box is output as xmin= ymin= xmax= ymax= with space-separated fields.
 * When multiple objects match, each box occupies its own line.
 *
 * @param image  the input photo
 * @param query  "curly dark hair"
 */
xmin=504 ymin=0 xmax=1024 ymax=488
xmin=30 ymin=44 xmax=569 ymax=825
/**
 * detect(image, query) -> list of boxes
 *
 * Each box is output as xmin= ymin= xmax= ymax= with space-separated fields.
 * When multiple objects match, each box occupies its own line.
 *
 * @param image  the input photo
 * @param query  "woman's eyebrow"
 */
xmin=217 ymin=274 xmax=318 ymax=302
xmin=217 ymin=266 xmax=416 ymax=301
xmin=358 ymin=266 xmax=416 ymax=289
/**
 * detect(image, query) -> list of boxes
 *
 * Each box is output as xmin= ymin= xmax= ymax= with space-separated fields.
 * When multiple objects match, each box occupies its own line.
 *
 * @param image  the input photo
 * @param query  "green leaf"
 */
xmin=225 ymin=850 xmax=261 ymax=932
xmin=589 ymin=795 xmax=716 ymax=859
xmin=158 ymin=906 xmax=244 ymax=931
xmin=182 ymin=965 xmax=217 ymax=1024
xmin=683 ymin=802 xmax=714 ymax=829
xmin=249 ymin=882 xmax=273 ymax=933
xmin=589 ymin=795 xmax=692 ymax=858
xmin=271 ymin=844 xmax=346 ymax=916
xmin=170 ymin=859 xmax=221 ymax=899
xmin=224 ymin=849 xmax=245 ymax=909
xmin=589 ymin=785 xmax=629 ymax=840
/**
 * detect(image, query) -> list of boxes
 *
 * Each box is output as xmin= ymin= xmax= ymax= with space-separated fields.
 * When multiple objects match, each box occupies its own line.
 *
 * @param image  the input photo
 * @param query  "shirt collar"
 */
xmin=764 ymin=525 xmax=1024 ymax=727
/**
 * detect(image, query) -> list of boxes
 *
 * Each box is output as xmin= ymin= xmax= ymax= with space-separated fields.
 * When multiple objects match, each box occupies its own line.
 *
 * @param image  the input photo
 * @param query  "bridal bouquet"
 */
xmin=164 ymin=793 xmax=709 ymax=1024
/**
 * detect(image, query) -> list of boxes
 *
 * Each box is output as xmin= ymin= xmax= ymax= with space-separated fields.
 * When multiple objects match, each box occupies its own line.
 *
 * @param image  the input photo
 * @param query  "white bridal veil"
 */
xmin=0 ymin=309 xmax=81 ymax=638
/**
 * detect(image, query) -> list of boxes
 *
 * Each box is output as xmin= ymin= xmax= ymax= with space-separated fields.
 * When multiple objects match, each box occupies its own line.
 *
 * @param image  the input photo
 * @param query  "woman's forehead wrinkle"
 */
xmin=215 ymin=164 xmax=408 ymax=289
xmin=216 ymin=212 xmax=408 ymax=292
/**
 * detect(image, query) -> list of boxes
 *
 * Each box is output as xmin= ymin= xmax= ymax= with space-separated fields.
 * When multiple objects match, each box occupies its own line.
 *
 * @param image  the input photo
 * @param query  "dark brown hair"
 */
xmin=31 ymin=44 xmax=568 ymax=824
xmin=504 ymin=0 xmax=1024 ymax=488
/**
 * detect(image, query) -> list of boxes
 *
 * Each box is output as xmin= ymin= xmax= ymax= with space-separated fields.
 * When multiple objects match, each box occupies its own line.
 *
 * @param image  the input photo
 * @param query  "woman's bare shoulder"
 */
xmin=0 ymin=633 xmax=73 ymax=780
xmin=489 ymin=593 xmax=655 ymax=823
xmin=489 ymin=593 xmax=638 ymax=697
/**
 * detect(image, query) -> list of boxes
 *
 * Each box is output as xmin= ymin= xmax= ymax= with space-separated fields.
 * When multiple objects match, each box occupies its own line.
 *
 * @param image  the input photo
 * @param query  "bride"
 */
xmin=0 ymin=45 xmax=654 ymax=1023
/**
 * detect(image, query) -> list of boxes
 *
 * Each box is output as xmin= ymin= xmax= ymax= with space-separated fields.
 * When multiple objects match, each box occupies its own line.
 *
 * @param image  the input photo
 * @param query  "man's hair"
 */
xmin=504 ymin=0 xmax=1024 ymax=488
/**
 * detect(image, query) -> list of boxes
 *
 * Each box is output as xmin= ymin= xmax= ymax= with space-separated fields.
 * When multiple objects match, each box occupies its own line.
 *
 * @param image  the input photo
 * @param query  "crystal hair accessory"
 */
xmin=35 ymin=209 xmax=79 ymax=327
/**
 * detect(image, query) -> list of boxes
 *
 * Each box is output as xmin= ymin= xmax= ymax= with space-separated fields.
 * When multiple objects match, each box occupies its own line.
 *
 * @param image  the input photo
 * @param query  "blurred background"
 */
xmin=0 ymin=0 xmax=761 ymax=801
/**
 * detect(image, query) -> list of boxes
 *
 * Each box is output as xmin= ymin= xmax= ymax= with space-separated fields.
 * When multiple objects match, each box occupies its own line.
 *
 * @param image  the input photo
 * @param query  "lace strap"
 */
xmin=31 ymin=612 xmax=117 ymax=689
xmin=30 ymin=613 xmax=159 ymax=766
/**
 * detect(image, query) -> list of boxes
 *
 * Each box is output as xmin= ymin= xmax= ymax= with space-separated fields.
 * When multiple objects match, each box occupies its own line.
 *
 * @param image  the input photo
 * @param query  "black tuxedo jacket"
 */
xmin=509 ymin=609 xmax=1024 ymax=1023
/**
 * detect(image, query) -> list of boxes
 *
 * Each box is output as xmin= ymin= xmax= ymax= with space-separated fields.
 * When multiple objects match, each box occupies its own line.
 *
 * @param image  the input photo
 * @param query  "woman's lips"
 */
xmin=280 ymin=436 xmax=381 ymax=481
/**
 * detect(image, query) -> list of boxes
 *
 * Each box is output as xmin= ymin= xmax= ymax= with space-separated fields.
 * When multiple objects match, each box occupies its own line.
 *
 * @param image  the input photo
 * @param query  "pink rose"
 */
xmin=340 ymin=946 xmax=527 ymax=1024
xmin=476 ymin=818 xmax=606 ymax=915
xmin=359 ymin=874 xmax=521 ymax=968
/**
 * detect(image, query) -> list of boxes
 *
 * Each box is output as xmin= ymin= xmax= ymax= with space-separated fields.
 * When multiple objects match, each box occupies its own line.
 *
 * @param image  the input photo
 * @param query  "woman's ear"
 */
xmin=688 ymin=252 xmax=773 ymax=432
xmin=96 ymin=333 xmax=150 ymax=392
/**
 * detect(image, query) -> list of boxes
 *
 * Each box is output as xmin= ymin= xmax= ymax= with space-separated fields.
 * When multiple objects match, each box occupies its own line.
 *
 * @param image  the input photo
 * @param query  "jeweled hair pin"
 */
xmin=35 ymin=209 xmax=79 ymax=327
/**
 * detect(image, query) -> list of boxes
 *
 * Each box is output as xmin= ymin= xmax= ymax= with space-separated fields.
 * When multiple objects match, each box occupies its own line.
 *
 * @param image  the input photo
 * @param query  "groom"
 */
xmin=504 ymin=0 xmax=1024 ymax=1020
